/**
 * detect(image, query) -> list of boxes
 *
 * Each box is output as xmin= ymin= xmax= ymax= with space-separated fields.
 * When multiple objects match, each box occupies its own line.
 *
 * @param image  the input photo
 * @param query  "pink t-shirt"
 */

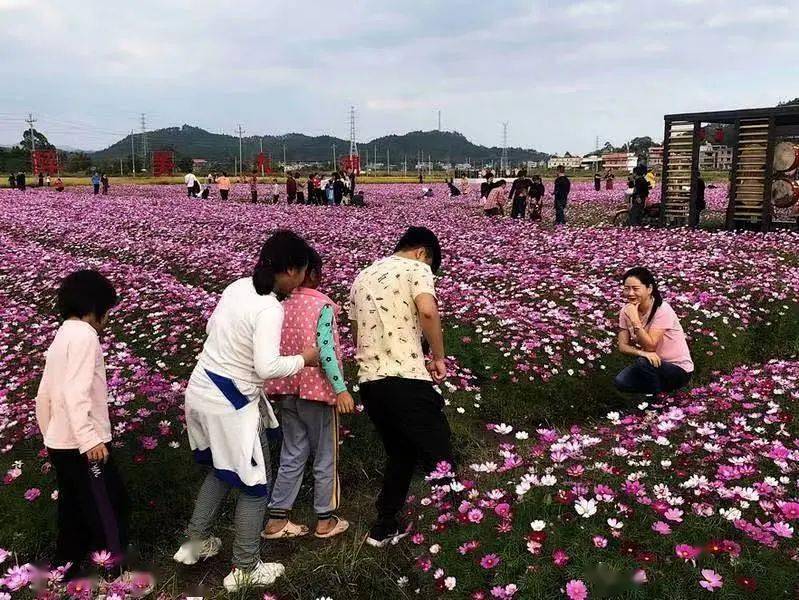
xmin=619 ymin=301 xmax=694 ymax=373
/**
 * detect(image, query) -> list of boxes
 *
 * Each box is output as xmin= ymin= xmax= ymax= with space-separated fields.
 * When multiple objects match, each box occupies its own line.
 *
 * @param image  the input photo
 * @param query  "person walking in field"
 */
xmin=35 ymin=270 xmax=129 ymax=579
xmin=262 ymin=247 xmax=354 ymax=541
xmin=91 ymin=171 xmax=101 ymax=195
xmin=174 ymin=231 xmax=319 ymax=592
xmin=349 ymin=226 xmax=453 ymax=548
xmin=271 ymin=178 xmax=280 ymax=204
xmin=217 ymin=172 xmax=231 ymax=201
xmin=101 ymin=173 xmax=110 ymax=195
xmin=286 ymin=172 xmax=297 ymax=204
xmin=249 ymin=172 xmax=259 ymax=203
xmin=553 ymin=165 xmax=570 ymax=225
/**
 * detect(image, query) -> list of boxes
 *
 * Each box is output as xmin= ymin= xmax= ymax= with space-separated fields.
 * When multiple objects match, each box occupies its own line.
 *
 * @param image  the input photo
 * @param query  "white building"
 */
xmin=547 ymin=154 xmax=583 ymax=169
xmin=580 ymin=155 xmax=603 ymax=171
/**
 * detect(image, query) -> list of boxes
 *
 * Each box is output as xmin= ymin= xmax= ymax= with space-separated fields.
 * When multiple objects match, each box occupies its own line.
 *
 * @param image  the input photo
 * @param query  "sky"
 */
xmin=1 ymin=0 xmax=798 ymax=154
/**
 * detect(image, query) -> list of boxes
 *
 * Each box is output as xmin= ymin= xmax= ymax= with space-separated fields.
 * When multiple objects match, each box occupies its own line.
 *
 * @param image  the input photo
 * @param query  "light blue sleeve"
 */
xmin=316 ymin=305 xmax=347 ymax=395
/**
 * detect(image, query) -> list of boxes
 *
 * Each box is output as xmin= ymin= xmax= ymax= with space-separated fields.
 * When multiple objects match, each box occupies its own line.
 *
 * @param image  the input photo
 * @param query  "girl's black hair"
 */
xmin=306 ymin=246 xmax=323 ymax=279
xmin=253 ymin=230 xmax=311 ymax=295
xmin=622 ymin=266 xmax=662 ymax=326
xmin=57 ymin=270 xmax=118 ymax=321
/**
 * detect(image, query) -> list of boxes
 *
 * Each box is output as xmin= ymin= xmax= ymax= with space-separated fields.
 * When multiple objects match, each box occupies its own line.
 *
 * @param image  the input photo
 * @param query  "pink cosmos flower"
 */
xmin=468 ymin=508 xmax=484 ymax=524
xmin=633 ymin=569 xmax=648 ymax=584
xmin=780 ymin=502 xmax=799 ymax=520
xmin=699 ymin=569 xmax=723 ymax=592
xmin=0 ymin=548 xmax=9 ymax=564
xmin=3 ymin=564 xmax=32 ymax=591
xmin=24 ymin=488 xmax=41 ymax=502
xmin=675 ymin=544 xmax=701 ymax=562
xmin=592 ymin=535 xmax=608 ymax=548
xmin=494 ymin=503 xmax=511 ymax=518
xmin=565 ymin=579 xmax=588 ymax=600
xmin=652 ymin=521 xmax=672 ymax=535
xmin=480 ymin=553 xmax=501 ymax=569
xmin=552 ymin=548 xmax=570 ymax=567
xmin=91 ymin=549 xmax=115 ymax=568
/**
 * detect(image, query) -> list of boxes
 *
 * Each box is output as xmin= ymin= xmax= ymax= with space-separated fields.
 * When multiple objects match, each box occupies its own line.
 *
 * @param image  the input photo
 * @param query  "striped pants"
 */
xmin=187 ymin=430 xmax=271 ymax=570
xmin=268 ymin=396 xmax=339 ymax=520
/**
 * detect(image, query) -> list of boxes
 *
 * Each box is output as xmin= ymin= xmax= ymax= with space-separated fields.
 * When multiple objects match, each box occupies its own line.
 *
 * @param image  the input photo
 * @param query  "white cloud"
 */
xmin=706 ymin=4 xmax=791 ymax=27
xmin=566 ymin=0 xmax=622 ymax=17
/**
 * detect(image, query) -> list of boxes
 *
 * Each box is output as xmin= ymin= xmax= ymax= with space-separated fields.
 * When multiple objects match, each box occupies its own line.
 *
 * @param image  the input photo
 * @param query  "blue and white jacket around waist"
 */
xmin=185 ymin=363 xmax=282 ymax=496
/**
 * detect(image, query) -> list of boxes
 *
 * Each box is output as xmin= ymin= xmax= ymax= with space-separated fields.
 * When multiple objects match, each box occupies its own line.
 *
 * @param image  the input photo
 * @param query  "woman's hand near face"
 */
xmin=623 ymin=303 xmax=641 ymax=326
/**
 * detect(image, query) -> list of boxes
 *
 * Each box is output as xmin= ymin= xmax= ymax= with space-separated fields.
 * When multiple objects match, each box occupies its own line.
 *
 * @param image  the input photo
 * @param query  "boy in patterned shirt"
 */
xmin=349 ymin=226 xmax=454 ymax=547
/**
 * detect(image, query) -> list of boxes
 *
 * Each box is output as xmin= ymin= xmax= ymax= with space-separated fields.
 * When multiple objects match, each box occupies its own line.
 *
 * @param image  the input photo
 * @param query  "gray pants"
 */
xmin=269 ymin=396 xmax=339 ymax=518
xmin=187 ymin=430 xmax=270 ymax=570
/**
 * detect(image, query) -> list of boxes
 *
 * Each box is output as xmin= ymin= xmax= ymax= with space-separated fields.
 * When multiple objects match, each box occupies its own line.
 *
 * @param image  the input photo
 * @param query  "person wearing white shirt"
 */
xmin=174 ymin=231 xmax=319 ymax=592
xmin=185 ymin=172 xmax=200 ymax=198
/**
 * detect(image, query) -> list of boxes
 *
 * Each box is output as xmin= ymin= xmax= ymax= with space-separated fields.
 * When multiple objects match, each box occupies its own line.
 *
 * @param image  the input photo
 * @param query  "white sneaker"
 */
xmin=222 ymin=561 xmax=285 ymax=592
xmin=173 ymin=536 xmax=222 ymax=565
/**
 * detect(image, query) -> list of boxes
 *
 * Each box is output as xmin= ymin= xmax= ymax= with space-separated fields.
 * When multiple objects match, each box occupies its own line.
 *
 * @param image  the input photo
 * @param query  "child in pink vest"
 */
xmin=262 ymin=247 xmax=354 ymax=540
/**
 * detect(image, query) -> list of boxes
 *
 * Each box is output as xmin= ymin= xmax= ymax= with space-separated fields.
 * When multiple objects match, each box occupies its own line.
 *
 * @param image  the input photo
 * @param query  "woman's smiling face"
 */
xmin=623 ymin=276 xmax=652 ymax=305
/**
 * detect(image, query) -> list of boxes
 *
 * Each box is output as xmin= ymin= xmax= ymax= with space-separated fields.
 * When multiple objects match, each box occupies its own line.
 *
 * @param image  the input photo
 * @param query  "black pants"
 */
xmin=219 ymin=189 xmax=229 ymax=201
xmin=251 ymin=190 xmax=258 ymax=203
xmin=49 ymin=448 xmax=130 ymax=572
xmin=511 ymin=196 xmax=527 ymax=218
xmin=93 ymin=184 xmax=100 ymax=195
xmin=484 ymin=207 xmax=501 ymax=217
xmin=287 ymin=192 xmax=296 ymax=204
xmin=554 ymin=198 xmax=567 ymax=224
xmin=296 ymin=192 xmax=305 ymax=204
xmin=613 ymin=357 xmax=692 ymax=395
xmin=629 ymin=199 xmax=644 ymax=226
xmin=361 ymin=377 xmax=454 ymax=527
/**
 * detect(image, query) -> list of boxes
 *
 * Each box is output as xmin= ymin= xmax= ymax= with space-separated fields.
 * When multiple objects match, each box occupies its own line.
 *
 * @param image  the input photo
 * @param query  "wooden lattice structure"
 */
xmin=662 ymin=105 xmax=799 ymax=231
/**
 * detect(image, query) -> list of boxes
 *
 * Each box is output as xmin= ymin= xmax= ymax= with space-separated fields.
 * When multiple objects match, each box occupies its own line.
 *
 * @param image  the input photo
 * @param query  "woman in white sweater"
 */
xmin=174 ymin=230 xmax=319 ymax=592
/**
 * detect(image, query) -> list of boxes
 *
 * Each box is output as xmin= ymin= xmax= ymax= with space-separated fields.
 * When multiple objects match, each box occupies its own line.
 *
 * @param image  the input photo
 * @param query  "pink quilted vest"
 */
xmin=264 ymin=287 xmax=343 ymax=404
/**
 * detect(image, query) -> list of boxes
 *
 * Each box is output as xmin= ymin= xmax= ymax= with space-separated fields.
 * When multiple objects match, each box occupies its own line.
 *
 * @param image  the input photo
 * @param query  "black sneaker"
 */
xmin=365 ymin=521 xmax=409 ymax=548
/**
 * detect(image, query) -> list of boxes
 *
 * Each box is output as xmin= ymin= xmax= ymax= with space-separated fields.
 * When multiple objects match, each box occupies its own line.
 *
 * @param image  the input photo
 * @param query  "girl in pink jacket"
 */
xmin=35 ymin=270 xmax=128 ymax=577
xmin=262 ymin=247 xmax=355 ymax=540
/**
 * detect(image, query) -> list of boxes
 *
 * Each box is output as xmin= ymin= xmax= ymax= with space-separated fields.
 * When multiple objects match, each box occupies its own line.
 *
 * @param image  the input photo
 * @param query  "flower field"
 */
xmin=0 ymin=182 xmax=798 ymax=599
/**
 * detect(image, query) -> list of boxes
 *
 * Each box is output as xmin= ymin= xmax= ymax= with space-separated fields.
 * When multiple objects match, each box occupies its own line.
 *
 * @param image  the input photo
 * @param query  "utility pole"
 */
xmin=25 ymin=113 xmax=37 ymax=155
xmin=501 ymin=122 xmax=509 ymax=174
xmin=119 ymin=157 xmax=123 ymax=176
xmin=437 ymin=110 xmax=441 ymax=131
xmin=332 ymin=144 xmax=336 ymax=169
xmin=140 ymin=113 xmax=148 ymax=172
xmin=349 ymin=105 xmax=358 ymax=164
xmin=403 ymin=154 xmax=407 ymax=177
xmin=387 ymin=147 xmax=390 ymax=175
xmin=259 ymin=138 xmax=265 ymax=177
xmin=428 ymin=153 xmax=432 ymax=175
xmin=130 ymin=130 xmax=136 ymax=177
xmin=283 ymin=143 xmax=287 ymax=172
xmin=236 ymin=124 xmax=245 ymax=174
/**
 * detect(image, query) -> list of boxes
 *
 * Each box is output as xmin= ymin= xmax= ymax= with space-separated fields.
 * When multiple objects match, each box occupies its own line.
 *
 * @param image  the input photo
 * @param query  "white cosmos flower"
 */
xmin=530 ymin=520 xmax=546 ymax=531
xmin=539 ymin=475 xmax=557 ymax=486
xmin=607 ymin=518 xmax=624 ymax=530
xmin=575 ymin=497 xmax=598 ymax=518
xmin=444 ymin=577 xmax=456 ymax=590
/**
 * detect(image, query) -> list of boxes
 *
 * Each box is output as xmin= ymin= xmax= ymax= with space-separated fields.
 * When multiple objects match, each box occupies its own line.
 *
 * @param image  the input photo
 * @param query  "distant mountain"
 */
xmin=92 ymin=125 xmax=549 ymax=167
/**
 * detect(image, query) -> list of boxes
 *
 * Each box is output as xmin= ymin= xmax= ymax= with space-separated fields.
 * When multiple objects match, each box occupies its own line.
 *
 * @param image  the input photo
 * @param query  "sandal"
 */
xmin=314 ymin=515 xmax=350 ymax=539
xmin=261 ymin=520 xmax=309 ymax=540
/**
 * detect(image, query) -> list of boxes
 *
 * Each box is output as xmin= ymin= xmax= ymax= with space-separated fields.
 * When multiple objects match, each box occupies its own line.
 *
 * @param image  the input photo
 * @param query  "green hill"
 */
xmin=92 ymin=125 xmax=549 ymax=168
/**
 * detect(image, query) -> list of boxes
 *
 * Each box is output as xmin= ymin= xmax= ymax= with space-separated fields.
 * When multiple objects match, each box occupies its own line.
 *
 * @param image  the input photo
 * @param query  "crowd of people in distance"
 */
xmin=185 ymin=170 xmax=366 ymax=207
xmin=479 ymin=167 xmax=564 ymax=222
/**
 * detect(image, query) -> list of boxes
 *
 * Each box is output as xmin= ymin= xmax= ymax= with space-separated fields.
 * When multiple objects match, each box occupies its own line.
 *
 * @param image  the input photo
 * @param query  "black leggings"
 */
xmin=49 ymin=448 xmax=130 ymax=573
